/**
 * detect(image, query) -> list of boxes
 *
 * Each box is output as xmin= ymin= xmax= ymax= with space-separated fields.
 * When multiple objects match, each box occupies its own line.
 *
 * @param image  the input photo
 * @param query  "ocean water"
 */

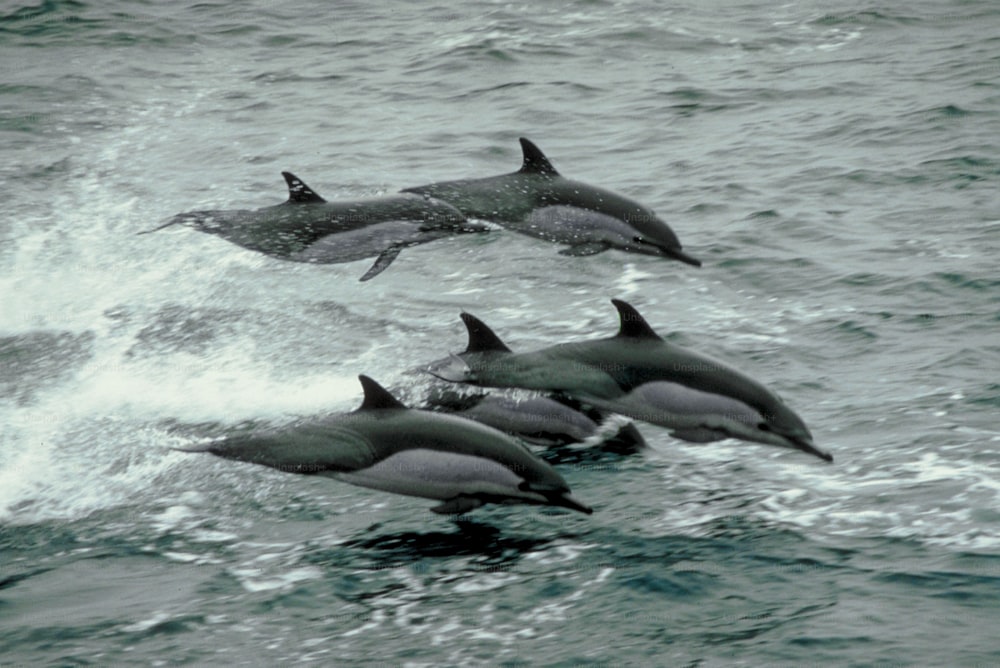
xmin=2 ymin=0 xmax=999 ymax=665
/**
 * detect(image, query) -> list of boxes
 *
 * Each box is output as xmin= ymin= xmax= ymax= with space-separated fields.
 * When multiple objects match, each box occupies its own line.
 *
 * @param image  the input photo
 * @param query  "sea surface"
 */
xmin=2 ymin=0 xmax=999 ymax=665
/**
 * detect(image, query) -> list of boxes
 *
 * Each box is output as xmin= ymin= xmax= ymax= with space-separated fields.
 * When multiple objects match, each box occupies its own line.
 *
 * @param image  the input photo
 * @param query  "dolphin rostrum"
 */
xmin=402 ymin=138 xmax=701 ymax=267
xmin=431 ymin=300 xmax=831 ymax=462
xmin=144 ymin=172 xmax=488 ymax=281
xmin=175 ymin=375 xmax=593 ymax=515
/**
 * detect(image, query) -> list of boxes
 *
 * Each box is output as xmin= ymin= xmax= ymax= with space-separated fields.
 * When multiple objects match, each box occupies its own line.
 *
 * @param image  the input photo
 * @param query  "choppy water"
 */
xmin=2 ymin=0 xmax=999 ymax=665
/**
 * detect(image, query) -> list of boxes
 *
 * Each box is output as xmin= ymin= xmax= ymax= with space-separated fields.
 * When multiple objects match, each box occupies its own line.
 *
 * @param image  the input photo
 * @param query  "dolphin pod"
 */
xmin=178 ymin=375 xmax=592 ymax=515
xmin=164 ymin=137 xmax=829 ymax=518
xmin=144 ymin=172 xmax=487 ymax=281
xmin=403 ymin=138 xmax=701 ymax=266
xmin=429 ymin=299 xmax=832 ymax=463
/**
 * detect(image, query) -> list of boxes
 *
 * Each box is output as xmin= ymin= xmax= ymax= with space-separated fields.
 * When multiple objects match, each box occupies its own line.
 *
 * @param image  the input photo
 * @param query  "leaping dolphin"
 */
xmin=430 ymin=300 xmax=831 ymax=462
xmin=402 ymin=138 xmax=701 ymax=267
xmin=175 ymin=375 xmax=593 ymax=515
xmin=144 ymin=172 xmax=488 ymax=281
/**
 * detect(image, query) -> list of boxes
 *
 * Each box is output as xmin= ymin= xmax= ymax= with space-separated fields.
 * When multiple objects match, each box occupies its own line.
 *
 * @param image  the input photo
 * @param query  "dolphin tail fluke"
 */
xmin=137 ymin=218 xmax=183 ymax=235
xmin=170 ymin=441 xmax=219 ymax=454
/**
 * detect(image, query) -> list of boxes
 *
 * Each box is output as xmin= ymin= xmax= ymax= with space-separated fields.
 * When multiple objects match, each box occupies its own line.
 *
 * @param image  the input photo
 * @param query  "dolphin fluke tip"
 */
xmin=137 ymin=218 xmax=181 ymax=235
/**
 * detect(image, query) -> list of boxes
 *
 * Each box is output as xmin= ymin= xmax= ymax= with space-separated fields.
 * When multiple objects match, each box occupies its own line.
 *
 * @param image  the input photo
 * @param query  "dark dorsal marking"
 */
xmin=357 ymin=375 xmax=407 ymax=410
xmin=518 ymin=138 xmax=559 ymax=176
xmin=460 ymin=312 xmax=512 ymax=353
xmin=612 ymin=299 xmax=662 ymax=341
xmin=281 ymin=171 xmax=326 ymax=203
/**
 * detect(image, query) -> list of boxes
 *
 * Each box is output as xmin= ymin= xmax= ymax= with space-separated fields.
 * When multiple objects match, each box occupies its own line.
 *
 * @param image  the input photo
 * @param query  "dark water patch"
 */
xmin=918 ymin=155 xmax=1000 ymax=187
xmin=831 ymin=319 xmax=879 ymax=342
xmin=0 ymin=552 xmax=217 ymax=663
xmin=812 ymin=9 xmax=925 ymax=27
xmin=620 ymin=570 xmax=716 ymax=599
xmin=656 ymin=86 xmax=750 ymax=116
xmin=251 ymin=70 xmax=347 ymax=85
xmin=330 ymin=520 xmax=556 ymax=570
xmin=968 ymin=384 xmax=1000 ymax=408
xmin=0 ymin=330 xmax=95 ymax=403
xmin=0 ymin=2 xmax=180 ymax=47
xmin=932 ymin=271 xmax=1000 ymax=292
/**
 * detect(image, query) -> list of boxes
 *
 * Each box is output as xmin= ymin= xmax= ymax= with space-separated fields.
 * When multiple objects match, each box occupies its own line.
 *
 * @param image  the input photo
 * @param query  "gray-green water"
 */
xmin=2 ymin=1 xmax=999 ymax=665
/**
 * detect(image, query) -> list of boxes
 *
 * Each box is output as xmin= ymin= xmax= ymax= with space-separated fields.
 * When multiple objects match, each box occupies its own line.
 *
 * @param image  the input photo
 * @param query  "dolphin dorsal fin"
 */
xmin=612 ymin=299 xmax=662 ymax=341
xmin=460 ymin=312 xmax=512 ymax=353
xmin=518 ymin=138 xmax=559 ymax=176
xmin=281 ymin=171 xmax=326 ymax=203
xmin=357 ymin=375 xmax=407 ymax=410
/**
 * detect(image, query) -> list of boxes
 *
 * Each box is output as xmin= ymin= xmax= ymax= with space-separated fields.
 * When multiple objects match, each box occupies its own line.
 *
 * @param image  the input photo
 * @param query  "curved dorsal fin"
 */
xmin=612 ymin=299 xmax=662 ymax=340
xmin=281 ymin=171 xmax=326 ymax=203
xmin=460 ymin=312 xmax=512 ymax=353
xmin=357 ymin=375 xmax=406 ymax=410
xmin=518 ymin=138 xmax=559 ymax=176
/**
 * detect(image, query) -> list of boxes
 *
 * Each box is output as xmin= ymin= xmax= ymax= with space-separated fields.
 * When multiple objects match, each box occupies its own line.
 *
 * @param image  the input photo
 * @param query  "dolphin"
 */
xmin=175 ymin=375 xmax=593 ymax=515
xmin=421 ymin=388 xmax=646 ymax=451
xmin=401 ymin=138 xmax=701 ymax=267
xmin=431 ymin=300 xmax=831 ymax=462
xmin=424 ymin=391 xmax=599 ymax=446
xmin=144 ymin=172 xmax=488 ymax=281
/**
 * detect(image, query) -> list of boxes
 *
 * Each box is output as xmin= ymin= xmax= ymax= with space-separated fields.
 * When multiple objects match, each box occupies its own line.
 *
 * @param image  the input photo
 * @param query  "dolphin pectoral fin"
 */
xmin=359 ymin=247 xmax=402 ymax=281
xmin=431 ymin=496 xmax=485 ymax=514
xmin=559 ymin=242 xmax=611 ymax=256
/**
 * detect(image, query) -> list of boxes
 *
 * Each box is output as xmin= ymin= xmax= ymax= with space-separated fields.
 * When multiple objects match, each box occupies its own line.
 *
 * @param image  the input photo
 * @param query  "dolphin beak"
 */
xmin=425 ymin=354 xmax=475 ymax=383
xmin=550 ymin=492 xmax=594 ymax=515
xmin=633 ymin=236 xmax=702 ymax=267
xmin=790 ymin=436 xmax=834 ymax=463
xmin=663 ymin=246 xmax=702 ymax=267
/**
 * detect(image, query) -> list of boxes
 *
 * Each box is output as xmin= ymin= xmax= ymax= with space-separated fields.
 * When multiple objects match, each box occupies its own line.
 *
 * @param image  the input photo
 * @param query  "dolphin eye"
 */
xmin=758 ymin=423 xmax=771 ymax=432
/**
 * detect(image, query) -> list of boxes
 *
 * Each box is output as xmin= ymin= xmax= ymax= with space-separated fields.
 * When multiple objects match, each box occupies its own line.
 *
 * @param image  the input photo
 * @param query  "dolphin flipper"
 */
xmin=359 ymin=247 xmax=402 ymax=281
